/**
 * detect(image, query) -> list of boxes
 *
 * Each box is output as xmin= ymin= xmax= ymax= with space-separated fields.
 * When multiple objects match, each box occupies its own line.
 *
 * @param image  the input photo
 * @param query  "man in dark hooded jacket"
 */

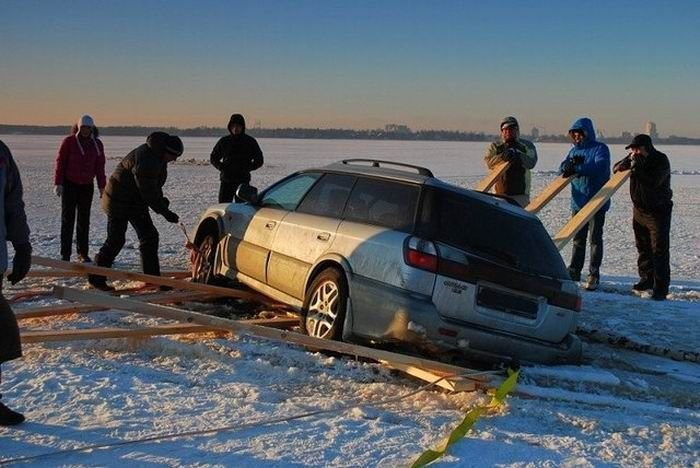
xmin=613 ymin=134 xmax=673 ymax=300
xmin=88 ymin=132 xmax=183 ymax=291
xmin=0 ymin=140 xmax=32 ymax=426
xmin=210 ymin=114 xmax=264 ymax=203
xmin=558 ymin=117 xmax=611 ymax=291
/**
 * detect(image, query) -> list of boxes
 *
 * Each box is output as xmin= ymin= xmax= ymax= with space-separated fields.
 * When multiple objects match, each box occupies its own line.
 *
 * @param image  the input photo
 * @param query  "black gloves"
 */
xmin=613 ymin=157 xmax=632 ymax=173
xmin=500 ymin=146 xmax=520 ymax=162
xmin=7 ymin=242 xmax=32 ymax=285
xmin=561 ymin=155 xmax=584 ymax=177
xmin=561 ymin=161 xmax=577 ymax=178
xmin=163 ymin=210 xmax=179 ymax=224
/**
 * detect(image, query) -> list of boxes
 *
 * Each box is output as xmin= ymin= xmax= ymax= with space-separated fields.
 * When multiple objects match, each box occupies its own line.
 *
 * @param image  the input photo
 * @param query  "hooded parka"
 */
xmin=102 ymin=132 xmax=173 ymax=217
xmin=559 ymin=118 xmax=611 ymax=212
xmin=0 ymin=141 xmax=30 ymax=364
xmin=210 ymin=114 xmax=264 ymax=184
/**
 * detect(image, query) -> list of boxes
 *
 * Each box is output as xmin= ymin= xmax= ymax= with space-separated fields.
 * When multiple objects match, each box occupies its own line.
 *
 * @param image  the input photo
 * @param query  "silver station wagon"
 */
xmin=191 ymin=159 xmax=582 ymax=365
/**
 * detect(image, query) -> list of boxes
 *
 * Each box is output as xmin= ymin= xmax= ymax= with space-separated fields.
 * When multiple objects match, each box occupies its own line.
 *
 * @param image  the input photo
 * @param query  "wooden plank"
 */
xmin=475 ymin=161 xmax=510 ymax=192
xmin=20 ymin=317 xmax=298 ymax=343
xmin=21 ymin=323 xmax=224 ymax=343
xmin=32 ymin=256 xmax=271 ymax=304
xmin=553 ymin=169 xmax=631 ymax=250
xmin=20 ymin=269 xmax=191 ymax=279
xmin=54 ymin=286 xmax=490 ymax=381
xmin=15 ymin=290 xmax=210 ymax=320
xmin=379 ymin=360 xmax=476 ymax=392
xmin=525 ymin=175 xmax=573 ymax=214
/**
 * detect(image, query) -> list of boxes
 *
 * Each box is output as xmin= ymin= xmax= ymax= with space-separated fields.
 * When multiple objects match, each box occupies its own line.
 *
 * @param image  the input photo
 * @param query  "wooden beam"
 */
xmin=54 ymin=286 xmax=490 ymax=381
xmin=19 ymin=269 xmax=191 ymax=279
xmin=21 ymin=323 xmax=224 ymax=343
xmin=32 ymin=256 xmax=270 ymax=303
xmin=20 ymin=317 xmax=298 ymax=343
xmin=15 ymin=290 xmax=210 ymax=320
xmin=475 ymin=161 xmax=510 ymax=192
xmin=553 ymin=169 xmax=631 ymax=250
xmin=379 ymin=360 xmax=476 ymax=392
xmin=525 ymin=175 xmax=573 ymax=214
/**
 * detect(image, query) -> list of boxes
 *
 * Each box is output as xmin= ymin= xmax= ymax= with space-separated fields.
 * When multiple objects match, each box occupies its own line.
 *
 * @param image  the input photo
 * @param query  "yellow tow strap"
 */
xmin=411 ymin=369 xmax=520 ymax=468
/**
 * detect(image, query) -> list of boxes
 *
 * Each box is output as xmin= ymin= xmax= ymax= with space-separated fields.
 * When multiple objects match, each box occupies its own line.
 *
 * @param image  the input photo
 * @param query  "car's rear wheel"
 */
xmin=301 ymin=268 xmax=348 ymax=340
xmin=191 ymin=233 xmax=218 ymax=284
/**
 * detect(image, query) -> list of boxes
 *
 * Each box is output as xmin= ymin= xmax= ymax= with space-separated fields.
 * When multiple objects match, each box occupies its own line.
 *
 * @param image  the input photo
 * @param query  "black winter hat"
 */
xmin=228 ymin=113 xmax=246 ymax=132
xmin=147 ymin=132 xmax=183 ymax=157
xmin=625 ymin=134 xmax=653 ymax=150
xmin=165 ymin=135 xmax=184 ymax=157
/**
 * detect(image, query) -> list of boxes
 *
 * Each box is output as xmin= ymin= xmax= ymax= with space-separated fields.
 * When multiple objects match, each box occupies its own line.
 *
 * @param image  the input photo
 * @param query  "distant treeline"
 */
xmin=1 ymin=124 xmax=699 ymax=145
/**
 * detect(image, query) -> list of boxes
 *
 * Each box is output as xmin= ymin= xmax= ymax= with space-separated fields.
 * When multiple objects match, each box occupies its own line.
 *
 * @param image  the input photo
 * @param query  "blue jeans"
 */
xmin=568 ymin=209 xmax=606 ymax=280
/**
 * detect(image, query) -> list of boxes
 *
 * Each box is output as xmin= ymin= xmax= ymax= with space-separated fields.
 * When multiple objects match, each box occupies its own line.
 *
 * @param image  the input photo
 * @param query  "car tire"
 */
xmin=301 ymin=268 xmax=348 ymax=340
xmin=191 ymin=232 xmax=218 ymax=284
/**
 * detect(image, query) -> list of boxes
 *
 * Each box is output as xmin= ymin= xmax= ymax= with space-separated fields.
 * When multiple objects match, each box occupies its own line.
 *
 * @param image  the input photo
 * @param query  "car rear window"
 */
xmin=425 ymin=189 xmax=568 ymax=279
xmin=344 ymin=178 xmax=419 ymax=232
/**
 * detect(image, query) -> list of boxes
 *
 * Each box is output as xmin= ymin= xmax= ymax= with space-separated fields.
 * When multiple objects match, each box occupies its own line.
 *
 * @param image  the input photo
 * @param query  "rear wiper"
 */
xmin=469 ymin=244 xmax=520 ymax=268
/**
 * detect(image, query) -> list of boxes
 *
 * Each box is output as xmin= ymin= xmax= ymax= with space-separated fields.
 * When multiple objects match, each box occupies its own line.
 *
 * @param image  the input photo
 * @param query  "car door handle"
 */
xmin=265 ymin=221 xmax=277 ymax=229
xmin=317 ymin=232 xmax=331 ymax=241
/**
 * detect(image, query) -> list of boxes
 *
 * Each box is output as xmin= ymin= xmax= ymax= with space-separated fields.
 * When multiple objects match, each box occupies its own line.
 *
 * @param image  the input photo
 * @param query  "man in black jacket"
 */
xmin=613 ymin=134 xmax=673 ymax=300
xmin=0 ymin=140 xmax=32 ymax=426
xmin=88 ymin=132 xmax=183 ymax=291
xmin=210 ymin=114 xmax=264 ymax=203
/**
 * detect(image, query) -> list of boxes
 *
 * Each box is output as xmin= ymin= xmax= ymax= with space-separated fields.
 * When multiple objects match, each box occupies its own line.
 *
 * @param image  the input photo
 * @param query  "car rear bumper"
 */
xmin=349 ymin=276 xmax=582 ymax=365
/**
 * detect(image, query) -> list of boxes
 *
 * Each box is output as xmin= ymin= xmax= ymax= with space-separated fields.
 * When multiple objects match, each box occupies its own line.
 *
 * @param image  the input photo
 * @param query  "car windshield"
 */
xmin=425 ymin=188 xmax=568 ymax=279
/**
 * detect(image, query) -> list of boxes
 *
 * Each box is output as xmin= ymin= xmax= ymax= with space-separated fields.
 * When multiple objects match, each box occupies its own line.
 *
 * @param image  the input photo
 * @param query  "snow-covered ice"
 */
xmin=0 ymin=135 xmax=698 ymax=466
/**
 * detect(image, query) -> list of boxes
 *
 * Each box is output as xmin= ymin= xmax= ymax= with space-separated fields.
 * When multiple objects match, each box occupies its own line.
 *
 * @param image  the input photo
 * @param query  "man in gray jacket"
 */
xmin=483 ymin=116 xmax=538 ymax=207
xmin=0 ymin=140 xmax=32 ymax=426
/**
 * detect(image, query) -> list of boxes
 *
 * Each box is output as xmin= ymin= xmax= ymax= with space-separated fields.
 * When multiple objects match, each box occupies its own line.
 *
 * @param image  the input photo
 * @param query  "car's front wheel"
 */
xmin=301 ymin=268 xmax=348 ymax=340
xmin=191 ymin=233 xmax=218 ymax=284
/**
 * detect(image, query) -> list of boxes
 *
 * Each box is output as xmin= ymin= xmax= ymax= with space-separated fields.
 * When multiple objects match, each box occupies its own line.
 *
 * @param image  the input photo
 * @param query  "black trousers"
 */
xmin=218 ymin=181 xmax=244 ymax=203
xmin=633 ymin=206 xmax=672 ymax=295
xmin=0 ymin=290 xmax=21 ymax=367
xmin=568 ymin=208 xmax=606 ymax=279
xmin=60 ymin=181 xmax=94 ymax=260
xmin=93 ymin=210 xmax=161 ymax=279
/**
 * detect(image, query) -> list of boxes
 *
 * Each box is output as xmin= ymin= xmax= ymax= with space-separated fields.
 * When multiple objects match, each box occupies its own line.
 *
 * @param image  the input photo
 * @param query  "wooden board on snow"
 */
xmin=21 ymin=317 xmax=300 ymax=343
xmin=32 ymin=256 xmax=270 ymax=303
xmin=54 ymin=286 xmax=490 ymax=383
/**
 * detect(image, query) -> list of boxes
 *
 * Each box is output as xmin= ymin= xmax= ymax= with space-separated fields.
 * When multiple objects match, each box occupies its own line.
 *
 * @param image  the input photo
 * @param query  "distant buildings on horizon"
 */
xmin=2 ymin=121 xmax=697 ymax=145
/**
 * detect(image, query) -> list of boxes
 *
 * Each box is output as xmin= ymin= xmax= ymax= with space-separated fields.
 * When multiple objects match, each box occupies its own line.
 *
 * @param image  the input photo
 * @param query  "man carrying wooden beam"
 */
xmin=613 ymin=134 xmax=674 ymax=301
xmin=0 ymin=140 xmax=31 ymax=426
xmin=483 ymin=116 xmax=538 ymax=207
xmin=558 ymin=117 xmax=611 ymax=291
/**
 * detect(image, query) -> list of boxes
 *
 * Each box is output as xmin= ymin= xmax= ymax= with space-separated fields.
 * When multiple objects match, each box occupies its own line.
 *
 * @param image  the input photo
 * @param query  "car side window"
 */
xmin=297 ymin=173 xmax=356 ymax=218
xmin=344 ymin=178 xmax=419 ymax=232
xmin=260 ymin=173 xmax=320 ymax=211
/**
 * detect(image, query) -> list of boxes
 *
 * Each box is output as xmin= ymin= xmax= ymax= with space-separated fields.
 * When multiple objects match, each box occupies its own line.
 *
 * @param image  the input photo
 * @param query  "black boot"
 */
xmin=0 ymin=400 xmax=25 ymax=426
xmin=88 ymin=253 xmax=115 ymax=291
xmin=632 ymin=279 xmax=653 ymax=291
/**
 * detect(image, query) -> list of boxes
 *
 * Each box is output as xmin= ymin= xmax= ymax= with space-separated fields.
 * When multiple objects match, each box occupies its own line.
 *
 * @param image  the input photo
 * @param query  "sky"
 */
xmin=1 ymin=0 xmax=699 ymax=136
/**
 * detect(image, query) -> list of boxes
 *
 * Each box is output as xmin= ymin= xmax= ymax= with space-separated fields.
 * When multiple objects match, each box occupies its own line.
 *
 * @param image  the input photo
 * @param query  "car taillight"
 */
xmin=404 ymin=236 xmax=438 ymax=272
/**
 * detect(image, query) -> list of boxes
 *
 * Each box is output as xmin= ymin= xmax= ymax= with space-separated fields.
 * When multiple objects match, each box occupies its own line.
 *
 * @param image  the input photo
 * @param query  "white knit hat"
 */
xmin=78 ymin=114 xmax=95 ymax=127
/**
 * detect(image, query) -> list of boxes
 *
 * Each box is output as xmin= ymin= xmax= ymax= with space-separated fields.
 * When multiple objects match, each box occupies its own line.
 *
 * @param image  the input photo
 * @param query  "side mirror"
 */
xmin=236 ymin=184 xmax=259 ymax=204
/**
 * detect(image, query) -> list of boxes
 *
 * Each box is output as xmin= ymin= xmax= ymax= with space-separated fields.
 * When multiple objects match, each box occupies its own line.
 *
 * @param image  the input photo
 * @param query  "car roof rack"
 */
xmin=341 ymin=159 xmax=434 ymax=177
